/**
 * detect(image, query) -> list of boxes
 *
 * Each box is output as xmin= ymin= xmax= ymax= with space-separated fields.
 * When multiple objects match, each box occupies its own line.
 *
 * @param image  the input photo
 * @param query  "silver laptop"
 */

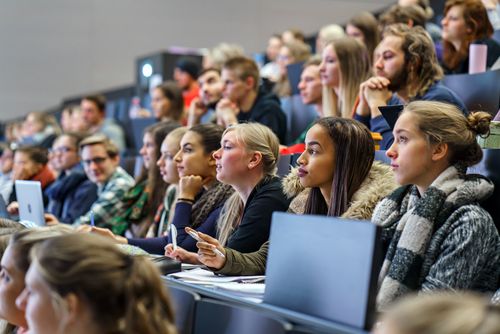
xmin=263 ymin=212 xmax=382 ymax=330
xmin=15 ymin=180 xmax=45 ymax=227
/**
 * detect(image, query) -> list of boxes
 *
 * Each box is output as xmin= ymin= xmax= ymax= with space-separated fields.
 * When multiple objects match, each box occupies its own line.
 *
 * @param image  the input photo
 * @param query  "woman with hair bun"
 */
xmin=374 ymin=100 xmax=500 ymax=310
xmin=16 ymin=233 xmax=176 ymax=334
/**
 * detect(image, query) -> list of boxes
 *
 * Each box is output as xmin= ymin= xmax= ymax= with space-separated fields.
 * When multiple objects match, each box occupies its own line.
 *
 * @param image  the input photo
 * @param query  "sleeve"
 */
xmin=172 ymin=202 xmax=221 ymax=252
xmin=354 ymin=114 xmax=371 ymax=128
xmin=215 ymin=241 xmax=269 ymax=276
xmin=73 ymin=180 xmax=130 ymax=235
xmin=257 ymin=105 xmax=287 ymax=144
xmin=128 ymin=236 xmax=169 ymax=255
xmin=59 ymin=181 xmax=97 ymax=225
xmin=227 ymin=190 xmax=289 ymax=253
xmin=421 ymin=209 xmax=500 ymax=292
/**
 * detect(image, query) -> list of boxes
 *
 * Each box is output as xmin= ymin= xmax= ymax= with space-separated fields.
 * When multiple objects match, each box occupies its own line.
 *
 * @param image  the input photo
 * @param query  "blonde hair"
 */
xmin=404 ymin=101 xmax=491 ymax=166
xmin=381 ymin=292 xmax=500 ymax=334
xmin=323 ymin=37 xmax=371 ymax=118
xmin=166 ymin=126 xmax=187 ymax=144
xmin=31 ymin=233 xmax=176 ymax=334
xmin=205 ymin=43 xmax=245 ymax=70
xmin=216 ymin=123 xmax=280 ymax=246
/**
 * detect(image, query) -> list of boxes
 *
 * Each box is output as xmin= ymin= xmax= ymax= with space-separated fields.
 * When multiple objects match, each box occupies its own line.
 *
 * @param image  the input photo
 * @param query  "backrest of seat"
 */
xmin=193 ymin=298 xmax=291 ymax=334
xmin=168 ymin=285 xmax=200 ymax=334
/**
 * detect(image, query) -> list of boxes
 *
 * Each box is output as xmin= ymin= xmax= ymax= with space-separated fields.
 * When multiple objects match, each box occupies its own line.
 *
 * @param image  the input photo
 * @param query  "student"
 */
xmin=8 ymin=146 xmax=55 ymax=205
xmin=196 ymin=117 xmax=397 ymax=274
xmin=355 ymin=24 xmax=467 ymax=149
xmin=373 ymin=101 xmax=499 ymax=310
xmin=80 ymin=95 xmax=126 ymax=152
xmin=440 ymin=0 xmax=500 ymax=74
xmin=46 ymin=135 xmax=135 ymax=233
xmin=146 ymin=127 xmax=187 ymax=237
xmin=273 ymin=39 xmax=311 ymax=98
xmin=375 ymin=293 xmax=500 ymax=334
xmin=320 ymin=37 xmax=371 ymax=119
xmin=151 ymin=82 xmax=185 ymax=122
xmin=216 ymin=56 xmax=287 ymax=143
xmin=346 ymin=12 xmax=381 ymax=64
xmin=0 ymin=226 xmax=73 ymax=334
xmin=187 ymin=68 xmax=224 ymax=127
xmin=16 ymin=233 xmax=176 ymax=334
xmin=45 ymin=133 xmax=97 ymax=225
xmin=174 ymin=57 xmax=200 ymax=108
xmin=167 ymin=123 xmax=291 ymax=264
xmin=89 ymin=124 xmax=233 ymax=253
xmin=109 ymin=122 xmax=179 ymax=237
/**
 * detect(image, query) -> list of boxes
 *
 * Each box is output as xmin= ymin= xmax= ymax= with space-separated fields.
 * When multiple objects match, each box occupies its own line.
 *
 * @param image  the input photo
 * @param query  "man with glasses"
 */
xmin=46 ymin=133 xmax=97 ymax=224
xmin=46 ymin=134 xmax=134 ymax=234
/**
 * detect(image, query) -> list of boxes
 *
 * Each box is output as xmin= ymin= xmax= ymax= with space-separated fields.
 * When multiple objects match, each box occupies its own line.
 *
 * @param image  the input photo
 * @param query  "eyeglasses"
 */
xmin=82 ymin=157 xmax=108 ymax=166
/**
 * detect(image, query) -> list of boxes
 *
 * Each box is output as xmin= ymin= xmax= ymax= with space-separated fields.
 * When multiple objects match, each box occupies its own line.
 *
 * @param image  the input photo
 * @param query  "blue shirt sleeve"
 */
xmin=371 ymin=116 xmax=394 ymax=150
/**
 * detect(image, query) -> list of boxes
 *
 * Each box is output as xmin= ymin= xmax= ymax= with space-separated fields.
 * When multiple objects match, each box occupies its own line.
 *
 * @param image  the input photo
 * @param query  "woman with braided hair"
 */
xmin=374 ymin=100 xmax=499 ymax=310
xmin=16 ymin=233 xmax=176 ymax=334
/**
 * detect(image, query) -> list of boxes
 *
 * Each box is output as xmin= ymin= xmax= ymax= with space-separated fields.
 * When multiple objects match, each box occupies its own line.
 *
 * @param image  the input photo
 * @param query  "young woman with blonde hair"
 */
xmin=196 ymin=117 xmax=397 ymax=274
xmin=16 ymin=233 xmax=176 ymax=334
xmin=320 ymin=37 xmax=371 ymax=119
xmin=374 ymin=100 xmax=499 ymax=310
xmin=166 ymin=122 xmax=290 ymax=263
xmin=0 ymin=225 xmax=73 ymax=334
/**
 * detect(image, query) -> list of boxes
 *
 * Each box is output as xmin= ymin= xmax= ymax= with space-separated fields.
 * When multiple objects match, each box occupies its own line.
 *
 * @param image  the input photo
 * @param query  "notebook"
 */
xmin=263 ymin=212 xmax=382 ymax=330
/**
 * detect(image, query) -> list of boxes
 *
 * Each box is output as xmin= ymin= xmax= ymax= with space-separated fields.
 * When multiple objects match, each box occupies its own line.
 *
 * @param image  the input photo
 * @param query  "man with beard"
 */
xmin=187 ymin=68 xmax=223 ymax=126
xmin=355 ymin=24 xmax=466 ymax=149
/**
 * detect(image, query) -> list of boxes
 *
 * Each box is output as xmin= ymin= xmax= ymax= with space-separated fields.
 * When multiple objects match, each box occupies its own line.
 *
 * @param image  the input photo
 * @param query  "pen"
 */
xmin=187 ymin=229 xmax=225 ymax=258
xmin=90 ymin=211 xmax=95 ymax=227
xmin=171 ymin=224 xmax=178 ymax=251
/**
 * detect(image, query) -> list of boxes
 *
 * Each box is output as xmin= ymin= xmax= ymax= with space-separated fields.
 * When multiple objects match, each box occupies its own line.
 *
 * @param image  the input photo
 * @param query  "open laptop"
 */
xmin=263 ymin=212 xmax=382 ymax=330
xmin=15 ymin=180 xmax=45 ymax=227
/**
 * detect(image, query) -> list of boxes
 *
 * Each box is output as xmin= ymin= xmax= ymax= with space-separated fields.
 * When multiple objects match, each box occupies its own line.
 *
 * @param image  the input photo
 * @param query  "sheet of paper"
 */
xmin=169 ymin=267 xmax=265 ymax=284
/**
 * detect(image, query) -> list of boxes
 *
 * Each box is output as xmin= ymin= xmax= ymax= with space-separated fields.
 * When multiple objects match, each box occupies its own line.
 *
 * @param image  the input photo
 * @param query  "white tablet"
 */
xmin=15 ymin=180 xmax=45 ymax=227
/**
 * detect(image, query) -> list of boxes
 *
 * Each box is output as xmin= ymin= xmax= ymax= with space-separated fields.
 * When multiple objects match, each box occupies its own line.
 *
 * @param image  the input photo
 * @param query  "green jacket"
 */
xmin=215 ymin=241 xmax=268 ymax=276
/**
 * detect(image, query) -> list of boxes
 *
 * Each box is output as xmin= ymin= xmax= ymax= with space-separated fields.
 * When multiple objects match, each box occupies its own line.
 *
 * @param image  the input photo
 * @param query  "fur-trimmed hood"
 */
xmin=282 ymin=161 xmax=398 ymax=219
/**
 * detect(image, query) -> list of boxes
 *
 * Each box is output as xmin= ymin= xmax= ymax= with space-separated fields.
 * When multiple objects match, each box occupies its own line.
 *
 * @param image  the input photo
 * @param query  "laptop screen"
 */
xmin=263 ymin=212 xmax=382 ymax=330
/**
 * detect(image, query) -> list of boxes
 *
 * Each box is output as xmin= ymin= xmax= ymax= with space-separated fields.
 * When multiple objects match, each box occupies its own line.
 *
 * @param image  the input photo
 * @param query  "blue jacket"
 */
xmin=46 ymin=165 xmax=97 ymax=224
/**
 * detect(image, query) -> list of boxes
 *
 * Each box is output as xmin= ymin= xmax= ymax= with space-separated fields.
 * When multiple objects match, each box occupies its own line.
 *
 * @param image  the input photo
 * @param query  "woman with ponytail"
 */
xmin=373 ymin=100 xmax=499 ymax=310
xmin=166 ymin=123 xmax=290 ymax=263
xmin=16 ymin=233 xmax=176 ymax=334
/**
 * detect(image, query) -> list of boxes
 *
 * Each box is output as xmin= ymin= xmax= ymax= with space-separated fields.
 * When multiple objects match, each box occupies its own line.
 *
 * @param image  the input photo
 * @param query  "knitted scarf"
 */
xmin=372 ymin=165 xmax=494 ymax=310
xmin=190 ymin=181 xmax=234 ymax=229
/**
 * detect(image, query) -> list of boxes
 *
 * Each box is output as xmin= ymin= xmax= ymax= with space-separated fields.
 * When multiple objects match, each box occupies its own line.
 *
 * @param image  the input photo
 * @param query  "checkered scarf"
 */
xmin=372 ymin=165 xmax=494 ymax=310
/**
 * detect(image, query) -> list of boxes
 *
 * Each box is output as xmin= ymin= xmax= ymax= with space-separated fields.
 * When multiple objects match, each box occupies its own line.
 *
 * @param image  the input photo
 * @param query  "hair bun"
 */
xmin=467 ymin=112 xmax=492 ymax=136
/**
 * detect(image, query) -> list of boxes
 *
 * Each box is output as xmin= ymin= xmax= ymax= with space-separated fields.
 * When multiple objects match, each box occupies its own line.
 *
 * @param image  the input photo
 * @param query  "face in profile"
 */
xmin=298 ymin=64 xmax=322 ymax=105
xmin=157 ymin=135 xmax=181 ymax=184
xmin=174 ymin=131 xmax=215 ymax=178
xmin=0 ymin=245 xmax=28 ymax=329
xmin=373 ymin=35 xmax=407 ymax=91
xmin=346 ymin=24 xmax=365 ymax=43
xmin=81 ymin=144 xmax=118 ymax=185
xmin=213 ymin=130 xmax=253 ymax=185
xmin=16 ymin=265 xmax=61 ymax=334
xmin=297 ymin=124 xmax=336 ymax=192
xmin=386 ymin=112 xmax=436 ymax=188
xmin=319 ymin=44 xmax=341 ymax=89
xmin=151 ymin=88 xmax=172 ymax=119
xmin=441 ymin=5 xmax=468 ymax=46
xmin=139 ymin=132 xmax=156 ymax=170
